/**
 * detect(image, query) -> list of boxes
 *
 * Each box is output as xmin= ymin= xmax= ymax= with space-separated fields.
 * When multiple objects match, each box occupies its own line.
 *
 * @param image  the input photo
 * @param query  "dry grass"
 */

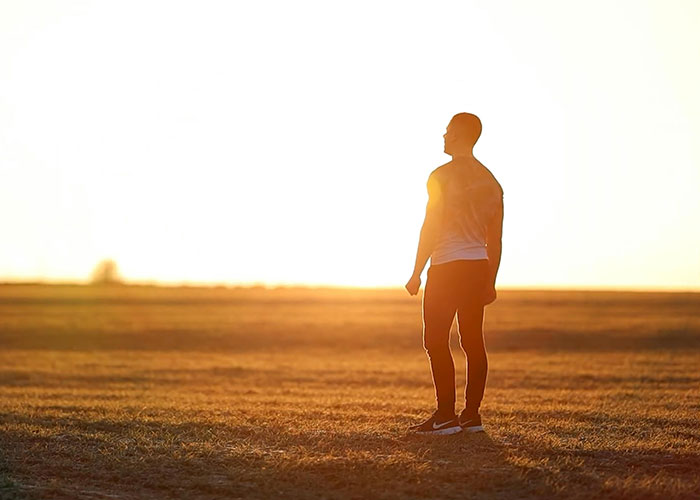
xmin=1 ymin=284 xmax=699 ymax=499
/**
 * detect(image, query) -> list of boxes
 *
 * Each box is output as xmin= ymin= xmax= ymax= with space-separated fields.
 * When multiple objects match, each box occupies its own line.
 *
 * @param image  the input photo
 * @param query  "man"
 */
xmin=405 ymin=113 xmax=503 ymax=435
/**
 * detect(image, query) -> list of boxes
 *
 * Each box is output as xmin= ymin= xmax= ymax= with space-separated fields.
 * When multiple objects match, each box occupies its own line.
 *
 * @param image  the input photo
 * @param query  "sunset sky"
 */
xmin=1 ymin=0 xmax=699 ymax=290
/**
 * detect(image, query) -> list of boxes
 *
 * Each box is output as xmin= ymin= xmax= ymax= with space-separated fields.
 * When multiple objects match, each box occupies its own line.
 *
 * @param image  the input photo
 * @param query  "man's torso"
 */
xmin=429 ymin=160 xmax=503 ymax=266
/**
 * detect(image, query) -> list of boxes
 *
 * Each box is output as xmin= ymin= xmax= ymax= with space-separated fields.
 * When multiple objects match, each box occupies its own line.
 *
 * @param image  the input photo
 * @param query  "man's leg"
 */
xmin=422 ymin=266 xmax=459 ymax=416
xmin=457 ymin=302 xmax=487 ymax=415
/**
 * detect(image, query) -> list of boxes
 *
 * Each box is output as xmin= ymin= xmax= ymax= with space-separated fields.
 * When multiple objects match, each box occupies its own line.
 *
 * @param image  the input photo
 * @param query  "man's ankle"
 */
xmin=461 ymin=407 xmax=480 ymax=418
xmin=437 ymin=408 xmax=456 ymax=419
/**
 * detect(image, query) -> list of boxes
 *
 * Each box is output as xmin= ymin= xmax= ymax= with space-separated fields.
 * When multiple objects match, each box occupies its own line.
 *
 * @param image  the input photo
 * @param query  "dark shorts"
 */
xmin=423 ymin=259 xmax=489 ymax=314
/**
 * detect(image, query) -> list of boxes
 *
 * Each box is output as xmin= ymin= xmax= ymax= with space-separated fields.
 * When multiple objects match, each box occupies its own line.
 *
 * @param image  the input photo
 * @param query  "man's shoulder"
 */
xmin=428 ymin=161 xmax=503 ymax=198
xmin=475 ymin=162 xmax=504 ymax=197
xmin=428 ymin=162 xmax=452 ymax=181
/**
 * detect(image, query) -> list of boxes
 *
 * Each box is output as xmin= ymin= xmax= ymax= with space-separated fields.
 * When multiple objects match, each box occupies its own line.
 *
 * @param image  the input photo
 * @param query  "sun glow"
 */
xmin=1 ymin=1 xmax=699 ymax=289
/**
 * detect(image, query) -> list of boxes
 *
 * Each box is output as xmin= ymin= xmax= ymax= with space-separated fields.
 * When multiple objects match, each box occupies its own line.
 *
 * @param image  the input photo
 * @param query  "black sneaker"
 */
xmin=458 ymin=410 xmax=484 ymax=433
xmin=408 ymin=411 xmax=462 ymax=435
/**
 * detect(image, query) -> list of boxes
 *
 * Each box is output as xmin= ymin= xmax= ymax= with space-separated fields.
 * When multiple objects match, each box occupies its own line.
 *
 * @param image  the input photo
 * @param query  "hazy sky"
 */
xmin=2 ymin=0 xmax=699 ymax=289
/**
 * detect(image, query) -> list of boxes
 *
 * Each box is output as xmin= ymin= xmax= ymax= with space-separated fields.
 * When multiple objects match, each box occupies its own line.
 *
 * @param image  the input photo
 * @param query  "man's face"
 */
xmin=443 ymin=125 xmax=458 ymax=155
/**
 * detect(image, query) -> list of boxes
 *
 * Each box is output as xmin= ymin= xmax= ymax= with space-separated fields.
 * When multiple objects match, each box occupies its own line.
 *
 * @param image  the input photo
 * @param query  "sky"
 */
xmin=1 ymin=0 xmax=699 ymax=290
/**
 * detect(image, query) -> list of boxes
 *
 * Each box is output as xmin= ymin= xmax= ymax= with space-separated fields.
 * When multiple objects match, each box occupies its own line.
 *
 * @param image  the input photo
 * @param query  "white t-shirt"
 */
xmin=429 ymin=161 xmax=503 ymax=266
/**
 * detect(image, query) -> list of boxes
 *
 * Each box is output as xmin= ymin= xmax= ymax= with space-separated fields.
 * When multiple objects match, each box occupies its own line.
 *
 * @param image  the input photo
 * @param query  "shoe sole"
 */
xmin=415 ymin=425 xmax=463 ymax=436
xmin=461 ymin=425 xmax=484 ymax=433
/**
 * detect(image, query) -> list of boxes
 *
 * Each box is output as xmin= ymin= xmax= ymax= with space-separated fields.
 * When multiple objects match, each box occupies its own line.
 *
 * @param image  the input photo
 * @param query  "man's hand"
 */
xmin=405 ymin=274 xmax=421 ymax=296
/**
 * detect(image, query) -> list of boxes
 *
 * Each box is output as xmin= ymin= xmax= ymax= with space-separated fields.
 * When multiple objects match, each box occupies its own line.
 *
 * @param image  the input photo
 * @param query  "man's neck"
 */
xmin=451 ymin=154 xmax=476 ymax=165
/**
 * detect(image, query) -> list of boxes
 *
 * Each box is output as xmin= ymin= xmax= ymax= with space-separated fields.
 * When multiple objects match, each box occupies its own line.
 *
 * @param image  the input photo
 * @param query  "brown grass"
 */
xmin=1 ymin=284 xmax=699 ymax=499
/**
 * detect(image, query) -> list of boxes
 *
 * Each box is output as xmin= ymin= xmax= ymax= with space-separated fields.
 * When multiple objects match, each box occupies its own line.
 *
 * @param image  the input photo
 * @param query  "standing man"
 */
xmin=406 ymin=113 xmax=503 ymax=435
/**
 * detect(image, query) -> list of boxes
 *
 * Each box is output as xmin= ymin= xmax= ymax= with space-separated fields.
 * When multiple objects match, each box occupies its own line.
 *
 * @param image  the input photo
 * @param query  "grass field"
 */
xmin=1 ymin=284 xmax=699 ymax=499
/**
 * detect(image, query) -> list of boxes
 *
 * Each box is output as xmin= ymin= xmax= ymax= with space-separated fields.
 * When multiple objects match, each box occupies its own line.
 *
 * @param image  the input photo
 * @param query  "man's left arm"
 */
xmin=483 ymin=196 xmax=504 ymax=305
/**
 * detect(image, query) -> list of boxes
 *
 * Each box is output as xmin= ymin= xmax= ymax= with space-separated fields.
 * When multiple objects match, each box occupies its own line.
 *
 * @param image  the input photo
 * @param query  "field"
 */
xmin=1 ymin=284 xmax=699 ymax=499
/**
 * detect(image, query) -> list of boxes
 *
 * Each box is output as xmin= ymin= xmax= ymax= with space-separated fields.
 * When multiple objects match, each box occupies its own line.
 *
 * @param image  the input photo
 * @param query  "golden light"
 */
xmin=1 ymin=1 xmax=699 ymax=290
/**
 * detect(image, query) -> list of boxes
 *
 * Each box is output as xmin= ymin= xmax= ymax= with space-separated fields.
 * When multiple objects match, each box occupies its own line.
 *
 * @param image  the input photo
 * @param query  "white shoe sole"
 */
xmin=415 ymin=425 xmax=463 ymax=436
xmin=462 ymin=425 xmax=484 ymax=433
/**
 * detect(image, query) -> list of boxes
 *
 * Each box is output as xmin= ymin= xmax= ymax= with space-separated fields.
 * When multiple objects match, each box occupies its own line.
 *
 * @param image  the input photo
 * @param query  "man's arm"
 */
xmin=405 ymin=175 xmax=443 ymax=296
xmin=483 ymin=196 xmax=504 ymax=304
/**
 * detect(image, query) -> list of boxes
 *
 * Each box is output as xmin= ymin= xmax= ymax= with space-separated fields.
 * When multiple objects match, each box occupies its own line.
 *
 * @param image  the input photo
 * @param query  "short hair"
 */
xmin=448 ymin=113 xmax=482 ymax=146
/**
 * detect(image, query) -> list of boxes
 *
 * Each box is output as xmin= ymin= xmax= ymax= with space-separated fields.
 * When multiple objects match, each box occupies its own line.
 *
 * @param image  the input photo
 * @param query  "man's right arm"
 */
xmin=405 ymin=174 xmax=444 ymax=296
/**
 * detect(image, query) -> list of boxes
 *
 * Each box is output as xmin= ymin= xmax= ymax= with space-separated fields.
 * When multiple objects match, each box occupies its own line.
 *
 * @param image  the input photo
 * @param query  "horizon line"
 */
xmin=1 ymin=279 xmax=699 ymax=294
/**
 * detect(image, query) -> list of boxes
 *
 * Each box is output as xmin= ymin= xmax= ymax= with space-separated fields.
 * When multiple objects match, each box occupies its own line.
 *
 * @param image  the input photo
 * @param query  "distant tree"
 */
xmin=91 ymin=259 xmax=122 ymax=285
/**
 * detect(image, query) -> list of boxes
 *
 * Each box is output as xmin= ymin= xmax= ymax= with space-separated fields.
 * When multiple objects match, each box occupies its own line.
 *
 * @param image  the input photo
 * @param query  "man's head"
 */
xmin=444 ymin=113 xmax=482 ymax=157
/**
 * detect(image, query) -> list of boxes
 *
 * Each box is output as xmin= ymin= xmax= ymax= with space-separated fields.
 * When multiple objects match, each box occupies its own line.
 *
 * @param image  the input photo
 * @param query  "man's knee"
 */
xmin=459 ymin=333 xmax=486 ymax=355
xmin=423 ymin=329 xmax=449 ymax=355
